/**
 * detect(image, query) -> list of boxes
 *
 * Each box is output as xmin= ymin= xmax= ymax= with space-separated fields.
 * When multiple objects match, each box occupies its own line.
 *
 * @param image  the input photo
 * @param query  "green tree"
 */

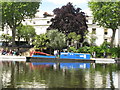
xmin=16 ymin=24 xmax=24 ymax=42
xmin=85 ymin=32 xmax=97 ymax=46
xmin=0 ymin=33 xmax=12 ymax=42
xmin=16 ymin=25 xmax=36 ymax=43
xmin=48 ymin=2 xmax=88 ymax=42
xmin=32 ymin=34 xmax=49 ymax=51
xmin=0 ymin=33 xmax=12 ymax=46
xmin=110 ymin=47 xmax=120 ymax=58
xmin=88 ymin=1 xmax=120 ymax=48
xmin=2 ymin=2 xmax=41 ymax=46
xmin=47 ymin=30 xmax=67 ymax=54
xmin=67 ymin=32 xmax=81 ymax=48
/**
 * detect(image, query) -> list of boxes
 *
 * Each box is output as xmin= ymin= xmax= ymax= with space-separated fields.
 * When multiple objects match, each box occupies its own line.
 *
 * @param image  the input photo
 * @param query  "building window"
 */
xmin=92 ymin=21 xmax=95 ymax=24
xmin=25 ymin=22 xmax=27 ymax=25
xmin=104 ymin=29 xmax=108 ymax=35
xmin=104 ymin=39 xmax=107 ymax=42
xmin=33 ymin=22 xmax=36 ymax=24
xmin=92 ymin=28 xmax=96 ymax=34
xmin=47 ymin=21 xmax=50 ymax=23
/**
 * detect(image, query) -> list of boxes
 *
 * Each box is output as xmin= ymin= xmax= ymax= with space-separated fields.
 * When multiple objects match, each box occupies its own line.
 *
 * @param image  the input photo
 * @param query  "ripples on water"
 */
xmin=0 ymin=61 xmax=120 ymax=89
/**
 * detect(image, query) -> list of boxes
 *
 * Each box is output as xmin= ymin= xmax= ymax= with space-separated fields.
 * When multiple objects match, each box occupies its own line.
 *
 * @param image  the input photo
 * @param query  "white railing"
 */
xmin=0 ymin=55 xmax=26 ymax=61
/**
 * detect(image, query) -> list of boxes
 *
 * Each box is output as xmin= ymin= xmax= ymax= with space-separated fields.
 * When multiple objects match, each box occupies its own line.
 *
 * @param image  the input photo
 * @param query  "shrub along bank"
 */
xmin=68 ymin=42 xmax=120 ymax=58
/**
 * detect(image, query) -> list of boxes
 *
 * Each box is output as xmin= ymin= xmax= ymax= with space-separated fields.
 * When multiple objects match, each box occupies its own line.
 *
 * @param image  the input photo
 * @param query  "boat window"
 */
xmin=64 ymin=55 xmax=67 ymax=56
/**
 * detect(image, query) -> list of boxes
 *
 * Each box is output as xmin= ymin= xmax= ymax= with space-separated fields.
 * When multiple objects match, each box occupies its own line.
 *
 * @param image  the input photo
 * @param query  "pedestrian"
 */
xmin=57 ymin=50 xmax=59 ymax=57
xmin=54 ymin=50 xmax=59 ymax=57
xmin=6 ymin=49 xmax=9 ymax=55
xmin=103 ymin=52 xmax=106 ymax=58
xmin=9 ymin=49 xmax=12 ymax=56
xmin=2 ymin=49 xmax=6 ymax=55
xmin=0 ymin=49 xmax=2 ymax=55
xmin=54 ymin=50 xmax=57 ymax=56
xmin=12 ymin=49 xmax=16 ymax=56
xmin=92 ymin=51 xmax=96 ymax=58
xmin=16 ymin=48 xmax=19 ymax=56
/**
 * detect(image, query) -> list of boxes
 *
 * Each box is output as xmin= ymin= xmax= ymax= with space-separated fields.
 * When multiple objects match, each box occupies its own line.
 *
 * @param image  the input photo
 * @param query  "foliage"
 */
xmin=67 ymin=32 xmax=81 ymax=41
xmin=78 ymin=42 xmax=111 ymax=58
xmin=110 ymin=47 xmax=120 ymax=58
xmin=46 ymin=30 xmax=67 ymax=50
xmin=2 ymin=2 xmax=41 ymax=46
xmin=16 ymin=24 xmax=23 ymax=41
xmin=33 ymin=30 xmax=67 ymax=52
xmin=78 ymin=46 xmax=90 ymax=53
xmin=100 ymin=42 xmax=110 ymax=53
xmin=68 ymin=46 xmax=78 ymax=52
xmin=88 ymin=1 xmax=120 ymax=47
xmin=67 ymin=32 xmax=81 ymax=47
xmin=16 ymin=25 xmax=36 ymax=42
xmin=48 ymin=2 xmax=88 ymax=42
xmin=0 ymin=33 xmax=12 ymax=42
xmin=32 ymin=34 xmax=49 ymax=51
xmin=89 ymin=42 xmax=111 ymax=58
xmin=85 ymin=32 xmax=97 ymax=46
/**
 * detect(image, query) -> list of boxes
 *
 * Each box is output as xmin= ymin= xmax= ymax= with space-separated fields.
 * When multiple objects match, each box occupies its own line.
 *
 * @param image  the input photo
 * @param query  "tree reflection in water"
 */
xmin=1 ymin=61 xmax=119 ymax=88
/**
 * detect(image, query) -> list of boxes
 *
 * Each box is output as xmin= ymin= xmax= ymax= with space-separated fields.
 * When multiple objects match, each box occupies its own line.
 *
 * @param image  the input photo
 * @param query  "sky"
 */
xmin=38 ymin=0 xmax=92 ymax=16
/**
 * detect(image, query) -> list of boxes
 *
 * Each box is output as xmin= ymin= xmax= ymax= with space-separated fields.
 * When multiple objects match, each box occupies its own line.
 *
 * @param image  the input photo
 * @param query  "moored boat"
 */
xmin=30 ymin=51 xmax=91 ymax=60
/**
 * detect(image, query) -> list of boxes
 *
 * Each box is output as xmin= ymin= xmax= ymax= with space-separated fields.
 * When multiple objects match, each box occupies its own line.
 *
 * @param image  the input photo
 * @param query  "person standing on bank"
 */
xmin=54 ymin=50 xmax=59 ymax=57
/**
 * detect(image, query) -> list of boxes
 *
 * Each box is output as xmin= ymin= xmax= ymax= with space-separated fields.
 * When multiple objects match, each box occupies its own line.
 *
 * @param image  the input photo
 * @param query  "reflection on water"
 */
xmin=0 ymin=61 xmax=120 ymax=88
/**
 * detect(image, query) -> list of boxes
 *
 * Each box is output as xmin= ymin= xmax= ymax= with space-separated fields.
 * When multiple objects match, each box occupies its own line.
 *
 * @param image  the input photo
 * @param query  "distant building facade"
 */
xmin=86 ymin=16 xmax=120 ymax=46
xmin=0 ymin=11 xmax=120 ymax=46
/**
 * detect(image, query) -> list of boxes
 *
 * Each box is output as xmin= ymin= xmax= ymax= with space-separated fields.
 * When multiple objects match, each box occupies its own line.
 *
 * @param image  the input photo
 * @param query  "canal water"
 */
xmin=0 ymin=61 xmax=120 ymax=89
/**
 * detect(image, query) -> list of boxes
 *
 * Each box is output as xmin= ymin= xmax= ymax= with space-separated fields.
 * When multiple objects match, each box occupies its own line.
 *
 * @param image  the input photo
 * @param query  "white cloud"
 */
xmin=46 ymin=0 xmax=89 ymax=5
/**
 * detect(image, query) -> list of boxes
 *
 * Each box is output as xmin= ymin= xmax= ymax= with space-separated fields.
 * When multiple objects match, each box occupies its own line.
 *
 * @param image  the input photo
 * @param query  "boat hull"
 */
xmin=26 ymin=57 xmax=94 ymax=63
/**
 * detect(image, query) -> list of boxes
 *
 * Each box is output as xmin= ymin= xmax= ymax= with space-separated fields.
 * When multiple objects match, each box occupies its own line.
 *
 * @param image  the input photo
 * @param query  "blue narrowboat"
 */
xmin=31 ymin=51 xmax=91 ymax=60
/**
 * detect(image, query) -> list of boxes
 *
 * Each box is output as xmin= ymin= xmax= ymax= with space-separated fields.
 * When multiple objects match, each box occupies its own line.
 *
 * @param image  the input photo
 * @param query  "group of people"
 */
xmin=0 ymin=48 xmax=20 ymax=56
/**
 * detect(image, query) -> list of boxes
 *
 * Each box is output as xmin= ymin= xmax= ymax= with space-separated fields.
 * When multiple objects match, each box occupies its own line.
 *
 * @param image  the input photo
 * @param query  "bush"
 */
xmin=78 ymin=46 xmax=90 ymax=53
xmin=68 ymin=42 xmax=120 ymax=58
xmin=110 ymin=47 xmax=120 ymax=58
xmin=68 ymin=46 xmax=78 ymax=52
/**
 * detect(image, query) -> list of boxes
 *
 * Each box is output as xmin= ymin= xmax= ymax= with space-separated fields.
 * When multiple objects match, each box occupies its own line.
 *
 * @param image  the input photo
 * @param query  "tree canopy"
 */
xmin=32 ymin=30 xmax=66 ymax=52
xmin=46 ymin=30 xmax=67 ymax=50
xmin=16 ymin=25 xmax=36 ymax=42
xmin=0 ymin=33 xmax=12 ymax=42
xmin=48 ymin=2 xmax=88 ymax=42
xmin=67 ymin=32 xmax=81 ymax=47
xmin=88 ymin=1 xmax=120 ymax=47
xmin=2 ymin=1 xmax=41 ymax=46
xmin=32 ymin=34 xmax=49 ymax=51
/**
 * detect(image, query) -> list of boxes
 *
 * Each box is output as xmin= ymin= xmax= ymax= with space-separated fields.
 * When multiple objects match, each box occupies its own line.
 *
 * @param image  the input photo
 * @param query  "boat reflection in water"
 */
xmin=60 ymin=63 xmax=90 ymax=69
xmin=29 ymin=62 xmax=55 ymax=70
xmin=30 ymin=62 xmax=90 ymax=70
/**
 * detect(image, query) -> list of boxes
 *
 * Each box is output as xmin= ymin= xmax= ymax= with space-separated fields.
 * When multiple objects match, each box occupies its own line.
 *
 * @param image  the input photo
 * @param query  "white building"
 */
xmin=22 ymin=17 xmax=52 ymax=35
xmin=0 ymin=11 xmax=120 ymax=46
xmin=87 ymin=16 xmax=120 ymax=46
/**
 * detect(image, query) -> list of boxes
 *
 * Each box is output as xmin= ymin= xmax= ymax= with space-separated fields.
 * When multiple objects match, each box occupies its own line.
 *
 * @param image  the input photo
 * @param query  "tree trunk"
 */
xmin=58 ymin=49 xmax=61 ymax=58
xmin=12 ymin=27 xmax=16 ymax=47
xmin=110 ymin=29 xmax=116 ymax=48
xmin=18 ymin=37 xmax=20 ymax=46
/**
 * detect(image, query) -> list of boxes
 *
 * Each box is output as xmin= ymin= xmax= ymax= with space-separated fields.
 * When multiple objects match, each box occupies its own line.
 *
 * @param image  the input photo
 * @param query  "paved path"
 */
xmin=0 ymin=55 xmax=116 ymax=63
xmin=0 ymin=55 xmax=26 ymax=61
xmin=91 ymin=58 xmax=115 ymax=63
